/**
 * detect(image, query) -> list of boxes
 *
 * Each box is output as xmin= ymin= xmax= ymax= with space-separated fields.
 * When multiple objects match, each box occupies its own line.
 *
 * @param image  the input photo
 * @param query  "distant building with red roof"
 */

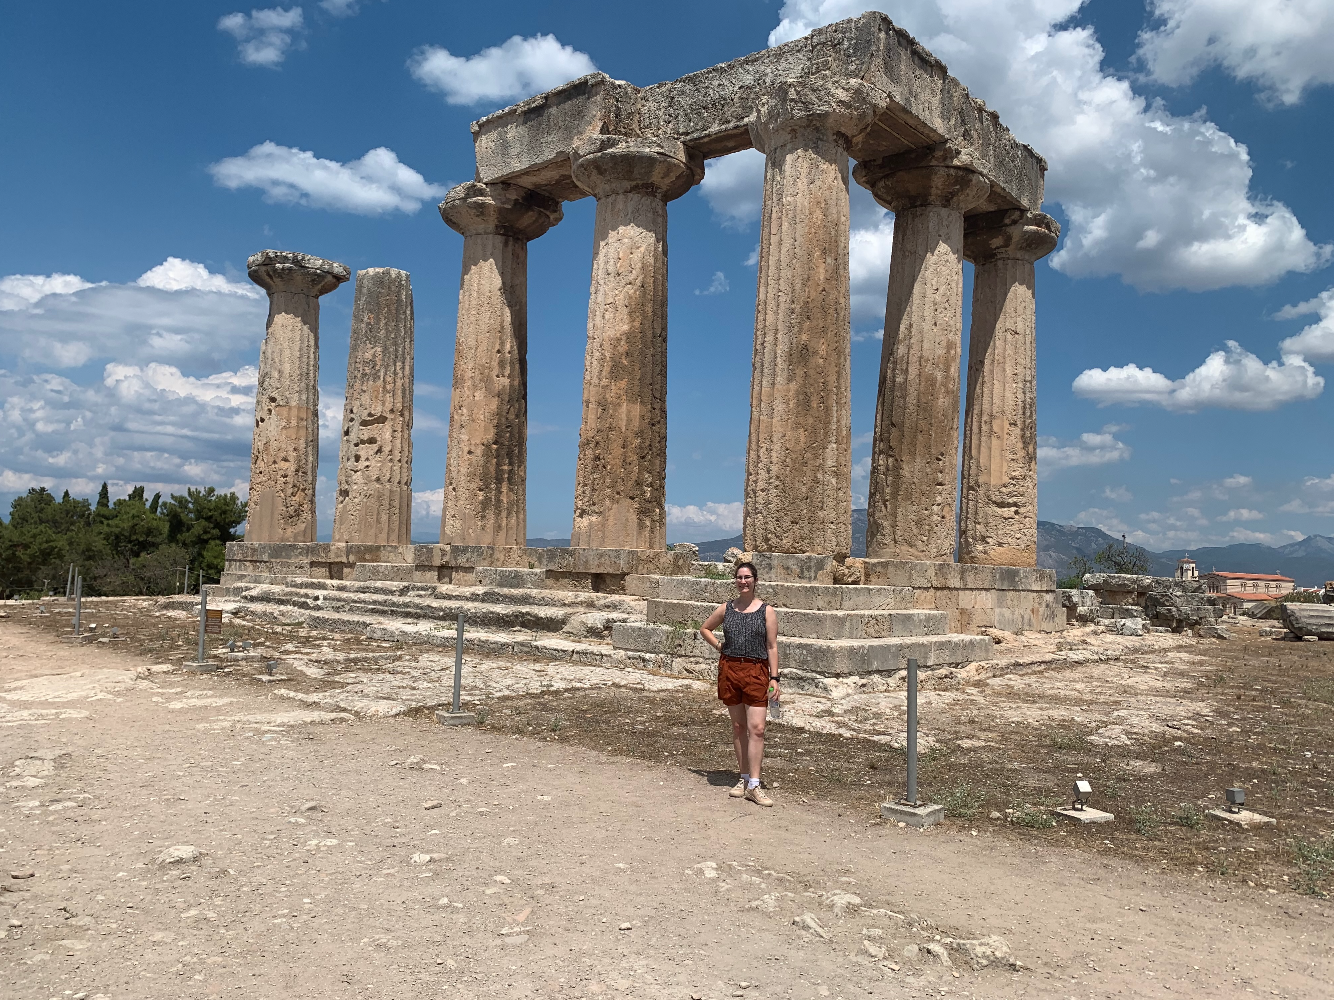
xmin=1202 ymin=571 xmax=1294 ymax=602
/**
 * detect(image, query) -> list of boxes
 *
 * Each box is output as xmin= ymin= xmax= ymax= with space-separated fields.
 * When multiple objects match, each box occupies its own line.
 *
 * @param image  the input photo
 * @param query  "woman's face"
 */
xmin=734 ymin=569 xmax=755 ymax=593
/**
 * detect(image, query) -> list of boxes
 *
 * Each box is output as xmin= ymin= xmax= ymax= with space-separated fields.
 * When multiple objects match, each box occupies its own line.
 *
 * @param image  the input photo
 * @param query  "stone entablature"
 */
xmin=470 ymin=12 xmax=1044 ymax=213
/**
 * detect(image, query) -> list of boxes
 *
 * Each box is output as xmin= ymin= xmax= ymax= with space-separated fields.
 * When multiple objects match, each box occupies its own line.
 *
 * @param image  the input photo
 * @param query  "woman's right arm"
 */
xmin=699 ymin=603 xmax=726 ymax=651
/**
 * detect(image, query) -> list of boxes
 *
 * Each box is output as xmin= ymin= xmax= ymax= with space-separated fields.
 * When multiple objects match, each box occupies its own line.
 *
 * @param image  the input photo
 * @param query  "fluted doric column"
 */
xmin=438 ymin=182 xmax=562 ymax=547
xmin=743 ymin=93 xmax=874 ymax=557
xmin=245 ymin=250 xmax=349 ymax=543
xmin=332 ymin=267 xmax=415 ymax=545
xmin=958 ymin=210 xmax=1059 ymax=567
xmin=854 ymin=147 xmax=990 ymax=562
xmin=568 ymin=136 xmax=702 ymax=550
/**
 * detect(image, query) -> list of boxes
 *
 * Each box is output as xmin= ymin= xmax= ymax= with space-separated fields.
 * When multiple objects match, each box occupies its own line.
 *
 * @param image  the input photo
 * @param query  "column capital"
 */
xmin=570 ymin=136 xmax=703 ymax=202
xmin=439 ymin=181 xmax=563 ymax=241
xmin=247 ymin=250 xmax=350 ymax=297
xmin=853 ymin=145 xmax=990 ymax=214
xmin=747 ymin=82 xmax=878 ymax=154
xmin=964 ymin=209 xmax=1060 ymax=265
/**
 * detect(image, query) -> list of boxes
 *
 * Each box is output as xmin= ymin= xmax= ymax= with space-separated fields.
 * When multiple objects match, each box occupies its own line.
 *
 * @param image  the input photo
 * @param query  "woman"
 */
xmin=699 ymin=561 xmax=779 ymax=807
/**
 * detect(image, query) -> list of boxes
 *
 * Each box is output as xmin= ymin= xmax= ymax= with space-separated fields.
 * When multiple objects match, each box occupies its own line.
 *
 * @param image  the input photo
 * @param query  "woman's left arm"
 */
xmin=765 ymin=605 xmax=780 ymax=701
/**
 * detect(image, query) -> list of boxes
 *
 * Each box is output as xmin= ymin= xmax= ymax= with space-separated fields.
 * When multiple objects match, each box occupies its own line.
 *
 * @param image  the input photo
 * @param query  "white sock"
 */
xmin=748 ymin=777 xmax=761 ymax=789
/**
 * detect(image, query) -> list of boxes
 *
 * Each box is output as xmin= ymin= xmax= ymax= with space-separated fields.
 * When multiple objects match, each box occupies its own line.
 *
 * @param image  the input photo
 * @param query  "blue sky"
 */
xmin=2 ymin=0 xmax=1331 ymax=547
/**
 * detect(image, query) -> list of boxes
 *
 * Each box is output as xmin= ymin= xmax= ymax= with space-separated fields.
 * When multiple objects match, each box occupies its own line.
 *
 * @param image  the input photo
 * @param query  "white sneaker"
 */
xmin=729 ymin=778 xmax=747 ymax=798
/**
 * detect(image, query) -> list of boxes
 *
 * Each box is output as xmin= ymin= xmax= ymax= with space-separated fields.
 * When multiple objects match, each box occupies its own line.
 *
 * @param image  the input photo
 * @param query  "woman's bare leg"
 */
xmin=727 ymin=703 xmax=749 ymax=775
xmin=745 ymin=704 xmax=767 ymax=783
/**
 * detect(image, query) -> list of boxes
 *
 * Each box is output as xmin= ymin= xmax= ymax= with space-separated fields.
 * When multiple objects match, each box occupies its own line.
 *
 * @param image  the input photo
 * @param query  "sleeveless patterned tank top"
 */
xmin=720 ymin=600 xmax=770 ymax=661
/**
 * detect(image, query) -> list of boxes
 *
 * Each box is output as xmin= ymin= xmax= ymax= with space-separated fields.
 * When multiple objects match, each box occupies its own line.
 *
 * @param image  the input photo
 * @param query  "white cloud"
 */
xmin=1037 ymin=425 xmax=1132 ymax=475
xmin=695 ymin=272 xmax=729 ymax=296
xmin=0 ymin=364 xmax=257 ymax=493
xmin=136 ymin=258 xmax=259 ymax=297
xmin=1137 ymin=0 xmax=1334 ymax=106
xmin=1073 ymin=341 xmax=1323 ymax=411
xmin=666 ymin=501 xmax=744 ymax=532
xmin=1305 ymin=473 xmax=1334 ymax=492
xmin=412 ymin=487 xmax=443 ymax=521
xmin=1277 ymin=287 xmax=1334 ymax=362
xmin=1226 ymin=527 xmax=1279 ymax=544
xmin=218 ymin=7 xmax=305 ymax=68
xmin=1102 ymin=485 xmax=1133 ymax=502
xmin=0 ymin=273 xmax=97 ymax=310
xmin=851 ymin=455 xmax=871 ymax=507
xmin=767 ymin=2 xmax=1329 ymax=292
xmin=1221 ymin=474 xmax=1253 ymax=489
xmin=1074 ymin=507 xmax=1129 ymax=534
xmin=1280 ymin=499 xmax=1334 ymax=516
xmin=0 ymin=262 xmax=268 ymax=370
xmin=1218 ymin=508 xmax=1264 ymax=522
xmin=408 ymin=34 xmax=597 ymax=107
xmin=699 ymin=150 xmax=766 ymax=230
xmin=209 ymin=142 xmax=447 ymax=216
xmin=319 ymin=0 xmax=361 ymax=15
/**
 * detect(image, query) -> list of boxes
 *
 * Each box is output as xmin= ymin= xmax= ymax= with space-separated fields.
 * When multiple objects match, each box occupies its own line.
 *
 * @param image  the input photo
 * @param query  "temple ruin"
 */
xmin=224 ymin=12 xmax=1063 ymax=680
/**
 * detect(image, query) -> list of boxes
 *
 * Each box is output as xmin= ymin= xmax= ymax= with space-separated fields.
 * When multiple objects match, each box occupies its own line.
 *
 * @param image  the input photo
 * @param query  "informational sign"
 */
xmin=205 ymin=609 xmax=223 ymax=635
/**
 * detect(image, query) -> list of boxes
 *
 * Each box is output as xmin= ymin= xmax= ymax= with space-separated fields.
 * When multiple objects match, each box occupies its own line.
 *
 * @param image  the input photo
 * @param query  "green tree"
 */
xmin=161 ymin=487 xmax=248 ymax=583
xmin=96 ymin=482 xmax=110 ymax=509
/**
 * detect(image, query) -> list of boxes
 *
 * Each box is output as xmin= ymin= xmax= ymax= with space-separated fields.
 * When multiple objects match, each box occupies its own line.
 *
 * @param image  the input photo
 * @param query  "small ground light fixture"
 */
xmin=265 ymin=660 xmax=277 ymax=675
xmin=227 ymin=639 xmax=236 ymax=652
xmin=242 ymin=640 xmax=252 ymax=651
xmin=1226 ymin=787 xmax=1246 ymax=813
xmin=1072 ymin=774 xmax=1093 ymax=811
xmin=110 ymin=627 xmax=118 ymax=638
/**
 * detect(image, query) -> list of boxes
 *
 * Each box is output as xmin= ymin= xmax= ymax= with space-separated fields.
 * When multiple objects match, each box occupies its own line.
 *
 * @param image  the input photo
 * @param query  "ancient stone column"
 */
xmin=438 ymin=182 xmax=562 ymax=547
xmin=567 ymin=136 xmax=702 ymax=550
xmin=743 ymin=94 xmax=873 ymax=557
xmin=958 ymin=210 xmax=1059 ymax=567
xmin=854 ymin=147 xmax=990 ymax=563
xmin=245 ymin=250 xmax=349 ymax=543
xmin=332 ymin=268 xmax=415 ymax=546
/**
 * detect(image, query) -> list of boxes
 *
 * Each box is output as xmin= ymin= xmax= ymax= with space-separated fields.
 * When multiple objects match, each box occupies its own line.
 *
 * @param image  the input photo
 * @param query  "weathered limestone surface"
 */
xmin=469 ymin=13 xmax=1045 ymax=212
xmin=569 ymin=137 xmax=702 ymax=550
xmin=958 ymin=210 xmax=1059 ymax=567
xmin=439 ymin=182 xmax=561 ymax=547
xmin=333 ymin=268 xmax=414 ymax=545
xmin=245 ymin=250 xmax=349 ymax=544
xmin=1279 ymin=603 xmax=1334 ymax=639
xmin=857 ymin=148 xmax=989 ymax=562
xmin=744 ymin=98 xmax=871 ymax=557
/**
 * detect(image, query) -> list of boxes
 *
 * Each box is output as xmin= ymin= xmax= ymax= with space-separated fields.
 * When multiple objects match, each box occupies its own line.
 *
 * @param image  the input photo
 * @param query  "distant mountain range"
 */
xmin=545 ymin=511 xmax=1334 ymax=588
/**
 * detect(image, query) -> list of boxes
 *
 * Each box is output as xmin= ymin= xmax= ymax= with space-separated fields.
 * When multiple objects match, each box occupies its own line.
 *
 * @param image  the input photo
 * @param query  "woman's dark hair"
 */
xmin=734 ymin=561 xmax=759 ymax=582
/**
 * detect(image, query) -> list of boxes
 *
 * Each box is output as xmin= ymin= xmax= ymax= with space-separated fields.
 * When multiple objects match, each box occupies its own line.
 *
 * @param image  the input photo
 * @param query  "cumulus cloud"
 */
xmin=0 ymin=364 xmax=257 ymax=493
xmin=1073 ymin=507 xmax=1129 ymax=535
xmin=1073 ymin=342 xmax=1323 ymax=411
xmin=1226 ymin=527 xmax=1280 ymax=544
xmin=0 ymin=273 xmax=98 ymax=310
xmin=1277 ymin=287 xmax=1334 ymax=362
xmin=209 ymin=142 xmax=448 ymax=216
xmin=319 ymin=0 xmax=361 ymax=14
xmin=0 ymin=261 xmax=268 ymax=370
xmin=695 ymin=272 xmax=729 ymax=296
xmin=1037 ymin=425 xmax=1132 ymax=475
xmin=1221 ymin=474 xmax=1253 ymax=489
xmin=1218 ymin=508 xmax=1264 ymax=522
xmin=218 ymin=7 xmax=305 ymax=68
xmin=1280 ymin=498 xmax=1334 ymax=516
xmin=408 ymin=34 xmax=598 ymax=107
xmin=767 ymin=2 xmax=1329 ymax=292
xmin=1102 ymin=485 xmax=1133 ymax=502
xmin=412 ymin=487 xmax=443 ymax=522
xmin=1137 ymin=0 xmax=1334 ymax=106
xmin=699 ymin=150 xmax=766 ymax=230
xmin=666 ymin=501 xmax=744 ymax=532
xmin=1305 ymin=473 xmax=1334 ymax=492
xmin=136 ymin=258 xmax=259 ymax=297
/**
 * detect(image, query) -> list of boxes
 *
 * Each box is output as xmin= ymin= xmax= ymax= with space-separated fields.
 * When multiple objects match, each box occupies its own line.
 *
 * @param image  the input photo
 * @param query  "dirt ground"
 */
xmin=2 ymin=601 xmax=1333 ymax=999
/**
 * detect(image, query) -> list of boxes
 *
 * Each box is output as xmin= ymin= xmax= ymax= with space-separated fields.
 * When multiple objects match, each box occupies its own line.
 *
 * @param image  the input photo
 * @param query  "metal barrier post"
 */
xmin=436 ymin=612 xmax=475 ymax=726
xmin=906 ymin=656 xmax=918 ymax=805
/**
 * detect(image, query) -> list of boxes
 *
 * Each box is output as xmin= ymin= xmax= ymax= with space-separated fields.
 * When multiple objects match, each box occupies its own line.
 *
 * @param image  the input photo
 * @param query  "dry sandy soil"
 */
xmin=2 ymin=601 xmax=1333 ymax=999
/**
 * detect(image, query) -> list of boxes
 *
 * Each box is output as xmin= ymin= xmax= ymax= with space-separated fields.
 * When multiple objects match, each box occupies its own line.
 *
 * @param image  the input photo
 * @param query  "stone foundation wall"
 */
xmin=861 ymin=558 xmax=1061 ymax=633
xmin=222 ymin=541 xmax=694 ymax=593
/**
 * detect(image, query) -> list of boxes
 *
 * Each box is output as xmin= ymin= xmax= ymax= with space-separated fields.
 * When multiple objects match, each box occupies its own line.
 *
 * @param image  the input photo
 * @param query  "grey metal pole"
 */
xmin=184 ymin=561 xmax=190 ymax=595
xmin=73 ymin=575 xmax=82 ymax=636
xmin=452 ymin=612 xmax=464 ymax=713
xmin=65 ymin=564 xmax=73 ymax=599
xmin=906 ymin=656 xmax=919 ymax=806
xmin=196 ymin=586 xmax=207 ymax=664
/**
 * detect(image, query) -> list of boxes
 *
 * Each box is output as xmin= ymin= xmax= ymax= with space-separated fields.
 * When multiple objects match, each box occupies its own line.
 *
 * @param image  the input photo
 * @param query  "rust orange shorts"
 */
xmin=717 ymin=655 xmax=771 ymax=708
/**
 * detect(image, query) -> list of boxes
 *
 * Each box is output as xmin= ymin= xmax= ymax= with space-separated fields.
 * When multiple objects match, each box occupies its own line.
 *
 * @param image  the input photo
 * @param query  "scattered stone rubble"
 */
xmin=1079 ymin=574 xmax=1229 ymax=637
